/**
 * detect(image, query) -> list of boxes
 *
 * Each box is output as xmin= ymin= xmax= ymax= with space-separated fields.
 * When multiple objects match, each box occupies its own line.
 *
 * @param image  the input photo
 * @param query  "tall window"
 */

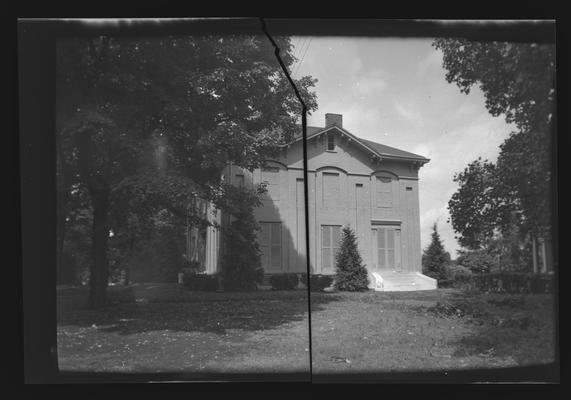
xmin=376 ymin=176 xmax=393 ymax=207
xmin=327 ymin=135 xmax=335 ymax=151
xmin=261 ymin=166 xmax=280 ymax=200
xmin=321 ymin=225 xmax=341 ymax=272
xmin=259 ymin=222 xmax=282 ymax=272
xmin=323 ymin=172 xmax=340 ymax=207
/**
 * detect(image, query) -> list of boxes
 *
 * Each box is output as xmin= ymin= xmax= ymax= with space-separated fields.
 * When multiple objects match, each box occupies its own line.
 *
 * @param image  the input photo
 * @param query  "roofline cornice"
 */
xmin=284 ymin=125 xmax=430 ymax=164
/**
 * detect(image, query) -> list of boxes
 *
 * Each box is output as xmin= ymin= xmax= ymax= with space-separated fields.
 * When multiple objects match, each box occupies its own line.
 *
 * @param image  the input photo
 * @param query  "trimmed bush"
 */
xmin=309 ymin=274 xmax=334 ymax=292
xmin=439 ymin=264 xmax=474 ymax=289
xmin=183 ymin=273 xmax=219 ymax=291
xmin=269 ymin=274 xmax=299 ymax=291
xmin=297 ymin=274 xmax=334 ymax=292
xmin=299 ymin=273 xmax=308 ymax=288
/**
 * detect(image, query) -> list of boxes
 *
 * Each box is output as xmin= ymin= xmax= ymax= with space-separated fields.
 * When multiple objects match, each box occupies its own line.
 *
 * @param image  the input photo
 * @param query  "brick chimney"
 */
xmin=325 ymin=113 xmax=343 ymax=128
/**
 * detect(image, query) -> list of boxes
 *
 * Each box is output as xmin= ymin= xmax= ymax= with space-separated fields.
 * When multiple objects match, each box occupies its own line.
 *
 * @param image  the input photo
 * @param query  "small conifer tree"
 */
xmin=334 ymin=226 xmax=370 ymax=291
xmin=422 ymin=222 xmax=450 ymax=281
xmin=220 ymin=188 xmax=264 ymax=291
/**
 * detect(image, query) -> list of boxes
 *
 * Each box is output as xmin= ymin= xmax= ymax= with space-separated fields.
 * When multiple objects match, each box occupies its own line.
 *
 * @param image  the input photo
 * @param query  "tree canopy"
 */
xmin=448 ymin=157 xmax=513 ymax=250
xmin=56 ymin=34 xmax=318 ymax=306
xmin=435 ymin=38 xmax=555 ymax=245
xmin=433 ymin=39 xmax=555 ymax=133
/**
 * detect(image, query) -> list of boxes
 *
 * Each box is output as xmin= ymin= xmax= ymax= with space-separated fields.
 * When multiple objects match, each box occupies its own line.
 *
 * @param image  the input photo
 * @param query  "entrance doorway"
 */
xmin=371 ymin=226 xmax=401 ymax=272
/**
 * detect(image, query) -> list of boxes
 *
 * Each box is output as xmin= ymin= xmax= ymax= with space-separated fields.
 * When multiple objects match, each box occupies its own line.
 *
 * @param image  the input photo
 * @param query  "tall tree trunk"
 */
xmin=56 ymin=136 xmax=70 ymax=285
xmin=56 ymin=207 xmax=67 ymax=284
xmin=124 ymin=231 xmax=134 ymax=286
xmin=89 ymin=188 xmax=110 ymax=308
xmin=76 ymin=127 xmax=111 ymax=308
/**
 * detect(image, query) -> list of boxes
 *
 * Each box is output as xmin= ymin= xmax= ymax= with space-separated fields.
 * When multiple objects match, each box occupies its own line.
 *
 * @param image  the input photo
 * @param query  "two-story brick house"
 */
xmin=189 ymin=113 xmax=437 ymax=291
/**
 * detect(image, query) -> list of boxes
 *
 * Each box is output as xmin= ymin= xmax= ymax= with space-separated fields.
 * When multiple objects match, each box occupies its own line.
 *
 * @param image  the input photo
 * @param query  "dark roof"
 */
xmin=359 ymin=138 xmax=428 ymax=161
xmin=293 ymin=125 xmax=429 ymax=163
xmin=293 ymin=125 xmax=322 ymax=138
xmin=307 ymin=126 xmax=323 ymax=136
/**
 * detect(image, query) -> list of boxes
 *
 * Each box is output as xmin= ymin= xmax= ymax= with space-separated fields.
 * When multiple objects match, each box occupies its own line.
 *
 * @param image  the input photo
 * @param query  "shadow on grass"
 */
xmin=416 ymin=291 xmax=558 ymax=364
xmin=57 ymin=284 xmax=342 ymax=335
xmin=456 ymin=298 xmax=555 ymax=365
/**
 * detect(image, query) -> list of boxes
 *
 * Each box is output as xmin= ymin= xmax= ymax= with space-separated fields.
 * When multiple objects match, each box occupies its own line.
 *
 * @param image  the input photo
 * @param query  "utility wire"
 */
xmin=289 ymin=37 xmax=301 ymax=74
xmin=291 ymin=37 xmax=307 ymax=74
xmin=293 ymin=37 xmax=312 ymax=78
xmin=260 ymin=18 xmax=313 ymax=382
xmin=294 ymin=37 xmax=311 ymax=77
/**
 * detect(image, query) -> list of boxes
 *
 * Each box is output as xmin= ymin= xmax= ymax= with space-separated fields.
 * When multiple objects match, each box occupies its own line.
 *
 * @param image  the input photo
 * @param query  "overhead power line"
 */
xmin=293 ymin=37 xmax=312 ymax=78
xmin=290 ymin=36 xmax=307 ymax=73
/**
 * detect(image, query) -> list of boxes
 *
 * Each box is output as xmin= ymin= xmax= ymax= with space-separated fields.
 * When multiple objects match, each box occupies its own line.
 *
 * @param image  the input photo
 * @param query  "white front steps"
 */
xmin=370 ymin=270 xmax=437 ymax=292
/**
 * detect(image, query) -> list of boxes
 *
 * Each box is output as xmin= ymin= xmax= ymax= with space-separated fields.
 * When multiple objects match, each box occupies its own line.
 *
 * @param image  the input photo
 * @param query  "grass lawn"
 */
xmin=310 ymin=289 xmax=556 ymax=374
xmin=57 ymin=283 xmax=312 ymax=374
xmin=57 ymin=284 xmax=556 ymax=377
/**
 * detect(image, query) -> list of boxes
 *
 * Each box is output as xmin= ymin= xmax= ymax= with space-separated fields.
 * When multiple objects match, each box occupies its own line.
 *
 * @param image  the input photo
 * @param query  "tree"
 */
xmin=495 ymin=130 xmax=552 ymax=239
xmin=448 ymin=157 xmax=516 ymax=250
xmin=448 ymin=157 xmax=535 ymax=272
xmin=334 ymin=226 xmax=369 ymax=291
xmin=456 ymin=249 xmax=497 ymax=274
xmin=434 ymin=38 xmax=555 ymax=241
xmin=219 ymin=186 xmax=265 ymax=291
xmin=57 ymin=35 xmax=318 ymax=307
xmin=422 ymin=223 xmax=450 ymax=281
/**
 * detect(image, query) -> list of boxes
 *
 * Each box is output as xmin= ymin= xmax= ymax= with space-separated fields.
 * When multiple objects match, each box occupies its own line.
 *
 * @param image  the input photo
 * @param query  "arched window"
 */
xmin=261 ymin=166 xmax=280 ymax=201
xmin=375 ymin=174 xmax=395 ymax=208
xmin=235 ymin=173 xmax=245 ymax=188
xmin=322 ymin=172 xmax=340 ymax=207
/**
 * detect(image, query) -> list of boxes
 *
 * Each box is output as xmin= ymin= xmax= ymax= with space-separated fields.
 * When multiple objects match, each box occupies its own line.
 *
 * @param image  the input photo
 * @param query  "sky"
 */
xmin=290 ymin=36 xmax=516 ymax=257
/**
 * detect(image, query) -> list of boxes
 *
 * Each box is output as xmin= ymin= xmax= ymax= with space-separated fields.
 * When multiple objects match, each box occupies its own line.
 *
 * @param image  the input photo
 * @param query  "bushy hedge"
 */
xmin=183 ymin=273 xmax=219 ymax=291
xmin=438 ymin=264 xmax=473 ymax=289
xmin=311 ymin=274 xmax=334 ymax=292
xmin=442 ymin=271 xmax=554 ymax=293
xmin=471 ymin=272 xmax=554 ymax=294
xmin=300 ymin=274 xmax=334 ymax=292
xmin=269 ymin=273 xmax=299 ymax=290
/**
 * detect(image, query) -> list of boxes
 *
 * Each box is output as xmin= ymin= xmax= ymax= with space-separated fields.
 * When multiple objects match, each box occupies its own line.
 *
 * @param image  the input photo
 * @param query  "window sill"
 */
xmin=325 ymin=150 xmax=337 ymax=153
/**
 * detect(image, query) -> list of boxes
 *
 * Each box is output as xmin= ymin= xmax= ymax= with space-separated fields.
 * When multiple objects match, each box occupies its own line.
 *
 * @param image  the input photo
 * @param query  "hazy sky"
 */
xmin=290 ymin=36 xmax=516 ymax=257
